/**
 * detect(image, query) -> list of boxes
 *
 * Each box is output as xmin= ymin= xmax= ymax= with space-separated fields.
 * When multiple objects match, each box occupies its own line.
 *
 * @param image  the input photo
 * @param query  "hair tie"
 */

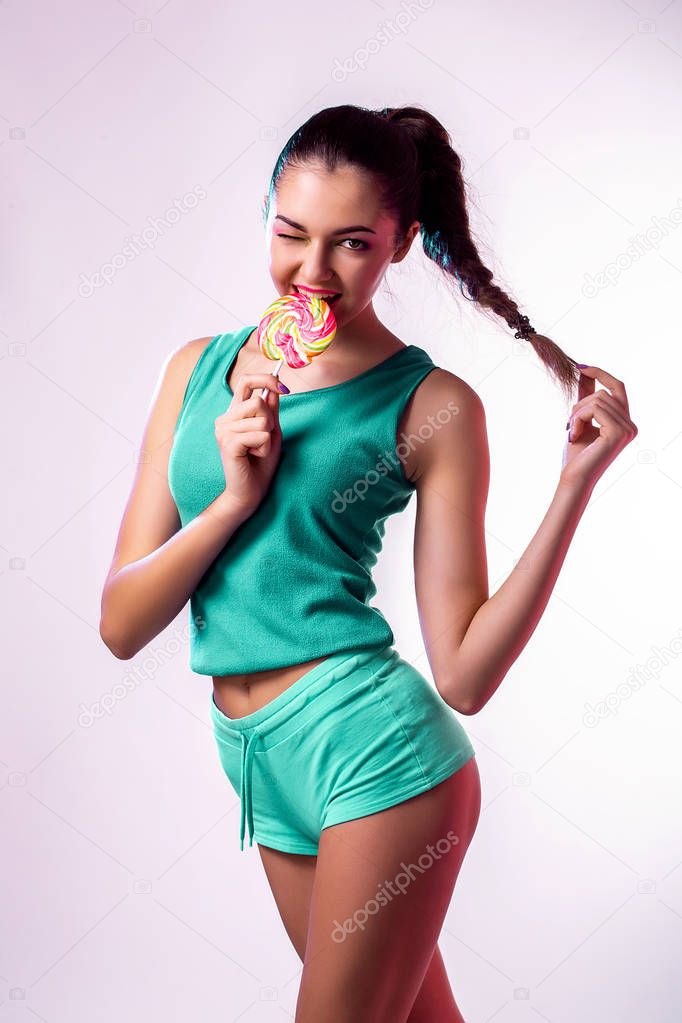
xmin=513 ymin=314 xmax=537 ymax=341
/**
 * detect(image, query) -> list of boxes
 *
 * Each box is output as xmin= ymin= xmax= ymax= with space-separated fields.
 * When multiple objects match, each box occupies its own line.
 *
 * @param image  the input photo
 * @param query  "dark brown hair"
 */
xmin=265 ymin=102 xmax=580 ymax=401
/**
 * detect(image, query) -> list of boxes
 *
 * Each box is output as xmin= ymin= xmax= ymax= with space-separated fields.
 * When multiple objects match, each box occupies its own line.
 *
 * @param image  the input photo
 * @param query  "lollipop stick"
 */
xmin=259 ymin=359 xmax=283 ymax=400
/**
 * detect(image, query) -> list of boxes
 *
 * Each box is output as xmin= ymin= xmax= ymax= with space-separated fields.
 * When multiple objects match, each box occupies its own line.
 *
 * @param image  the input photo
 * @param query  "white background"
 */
xmin=2 ymin=0 xmax=680 ymax=1020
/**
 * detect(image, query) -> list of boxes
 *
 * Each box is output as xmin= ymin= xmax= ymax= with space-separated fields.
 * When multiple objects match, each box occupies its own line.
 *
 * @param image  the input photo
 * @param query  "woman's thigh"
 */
xmin=295 ymin=756 xmax=481 ymax=1023
xmin=258 ymin=846 xmax=466 ymax=1022
xmin=257 ymin=843 xmax=317 ymax=961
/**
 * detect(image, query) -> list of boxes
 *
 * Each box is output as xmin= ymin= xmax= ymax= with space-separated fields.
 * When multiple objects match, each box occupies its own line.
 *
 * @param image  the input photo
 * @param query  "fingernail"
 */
xmin=278 ymin=382 xmax=289 ymax=393
xmin=565 ymin=420 xmax=570 ymax=430
xmin=577 ymin=363 xmax=588 ymax=369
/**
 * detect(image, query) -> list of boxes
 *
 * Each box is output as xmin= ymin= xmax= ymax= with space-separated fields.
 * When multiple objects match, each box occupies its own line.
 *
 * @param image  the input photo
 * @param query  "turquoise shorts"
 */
xmin=210 ymin=643 xmax=476 ymax=854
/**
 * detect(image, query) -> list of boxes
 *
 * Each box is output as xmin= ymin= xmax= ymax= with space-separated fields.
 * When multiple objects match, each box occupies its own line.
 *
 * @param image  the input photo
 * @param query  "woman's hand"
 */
xmin=559 ymin=365 xmax=638 ymax=490
xmin=214 ymin=373 xmax=284 ymax=516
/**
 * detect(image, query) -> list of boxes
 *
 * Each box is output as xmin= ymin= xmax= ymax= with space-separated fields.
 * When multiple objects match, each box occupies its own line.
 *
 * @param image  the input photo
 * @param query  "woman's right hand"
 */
xmin=214 ymin=373 xmax=284 ymax=516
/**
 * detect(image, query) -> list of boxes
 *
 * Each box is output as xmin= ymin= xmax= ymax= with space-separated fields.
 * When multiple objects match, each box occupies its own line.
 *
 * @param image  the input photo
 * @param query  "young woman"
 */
xmin=99 ymin=104 xmax=637 ymax=1022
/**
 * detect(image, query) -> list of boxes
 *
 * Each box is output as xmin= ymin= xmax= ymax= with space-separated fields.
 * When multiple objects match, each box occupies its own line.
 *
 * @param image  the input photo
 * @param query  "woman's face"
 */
xmin=263 ymin=162 xmax=420 ymax=335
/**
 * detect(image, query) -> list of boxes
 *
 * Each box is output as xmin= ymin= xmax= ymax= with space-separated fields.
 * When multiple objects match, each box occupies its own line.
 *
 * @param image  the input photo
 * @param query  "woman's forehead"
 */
xmin=273 ymin=165 xmax=389 ymax=228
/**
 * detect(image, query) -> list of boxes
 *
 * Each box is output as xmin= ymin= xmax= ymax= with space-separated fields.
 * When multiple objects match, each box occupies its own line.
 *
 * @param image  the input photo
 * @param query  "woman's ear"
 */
xmin=391 ymin=220 xmax=421 ymax=263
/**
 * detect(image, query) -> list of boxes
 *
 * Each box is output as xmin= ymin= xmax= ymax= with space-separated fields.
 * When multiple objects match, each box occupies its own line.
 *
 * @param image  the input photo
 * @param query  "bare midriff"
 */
xmin=212 ymin=655 xmax=331 ymax=720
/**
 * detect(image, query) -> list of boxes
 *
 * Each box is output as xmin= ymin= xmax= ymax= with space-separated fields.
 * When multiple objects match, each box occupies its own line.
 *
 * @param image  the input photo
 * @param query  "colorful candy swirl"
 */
xmin=257 ymin=292 xmax=337 ymax=368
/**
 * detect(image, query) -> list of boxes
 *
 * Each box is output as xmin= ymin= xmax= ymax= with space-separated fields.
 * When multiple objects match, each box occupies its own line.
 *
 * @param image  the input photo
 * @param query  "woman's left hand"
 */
xmin=559 ymin=365 xmax=638 ymax=490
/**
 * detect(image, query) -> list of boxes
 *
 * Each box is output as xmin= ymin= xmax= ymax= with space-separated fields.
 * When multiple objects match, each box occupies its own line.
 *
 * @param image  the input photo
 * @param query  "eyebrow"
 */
xmin=274 ymin=214 xmax=376 ymax=235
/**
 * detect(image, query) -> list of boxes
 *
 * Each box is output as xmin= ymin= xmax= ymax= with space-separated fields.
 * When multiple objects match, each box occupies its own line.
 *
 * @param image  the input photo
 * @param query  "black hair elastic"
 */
xmin=513 ymin=314 xmax=537 ymax=341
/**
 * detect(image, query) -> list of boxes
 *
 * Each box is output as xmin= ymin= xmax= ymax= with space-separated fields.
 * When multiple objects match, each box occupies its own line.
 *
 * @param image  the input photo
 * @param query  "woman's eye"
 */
xmin=275 ymin=233 xmax=368 ymax=252
xmin=342 ymin=238 xmax=368 ymax=251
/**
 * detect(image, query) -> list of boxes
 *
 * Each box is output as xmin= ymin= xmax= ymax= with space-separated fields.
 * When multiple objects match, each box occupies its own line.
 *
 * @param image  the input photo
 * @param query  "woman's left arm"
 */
xmin=412 ymin=364 xmax=637 ymax=716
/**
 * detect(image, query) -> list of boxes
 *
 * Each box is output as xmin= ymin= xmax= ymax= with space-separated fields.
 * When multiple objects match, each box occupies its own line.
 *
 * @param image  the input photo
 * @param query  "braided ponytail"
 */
xmin=380 ymin=105 xmax=580 ymax=401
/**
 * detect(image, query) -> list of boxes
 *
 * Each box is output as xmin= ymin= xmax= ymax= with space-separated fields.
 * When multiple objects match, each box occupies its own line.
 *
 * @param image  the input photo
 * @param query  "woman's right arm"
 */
xmin=99 ymin=338 xmax=251 ymax=660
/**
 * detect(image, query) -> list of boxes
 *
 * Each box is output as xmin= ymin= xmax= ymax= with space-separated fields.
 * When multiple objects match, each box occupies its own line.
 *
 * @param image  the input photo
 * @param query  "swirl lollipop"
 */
xmin=256 ymin=291 xmax=337 ymax=398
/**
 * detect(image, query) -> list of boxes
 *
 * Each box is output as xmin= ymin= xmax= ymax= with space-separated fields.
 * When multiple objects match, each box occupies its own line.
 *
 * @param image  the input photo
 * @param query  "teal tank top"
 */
xmin=168 ymin=325 xmax=438 ymax=676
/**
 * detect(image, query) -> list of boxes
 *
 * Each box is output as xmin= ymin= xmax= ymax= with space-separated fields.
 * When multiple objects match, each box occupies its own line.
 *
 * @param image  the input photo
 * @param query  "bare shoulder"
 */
xmin=413 ymin=366 xmax=484 ymax=415
xmin=156 ymin=333 xmax=219 ymax=415
xmin=401 ymin=366 xmax=487 ymax=484
xmin=170 ymin=333 xmax=217 ymax=381
xmin=142 ymin=333 xmax=218 ymax=432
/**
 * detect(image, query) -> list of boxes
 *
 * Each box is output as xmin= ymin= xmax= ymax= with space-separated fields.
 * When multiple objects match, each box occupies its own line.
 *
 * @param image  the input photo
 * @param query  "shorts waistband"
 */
xmin=210 ymin=642 xmax=395 ymax=746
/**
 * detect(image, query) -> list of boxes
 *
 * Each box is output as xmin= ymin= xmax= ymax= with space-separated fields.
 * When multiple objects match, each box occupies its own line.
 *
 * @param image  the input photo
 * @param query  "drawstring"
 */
xmin=239 ymin=729 xmax=260 ymax=850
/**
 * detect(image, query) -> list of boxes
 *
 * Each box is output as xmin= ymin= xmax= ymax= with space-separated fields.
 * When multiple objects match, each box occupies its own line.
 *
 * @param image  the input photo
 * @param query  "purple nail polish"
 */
xmin=278 ymin=382 xmax=290 ymax=394
xmin=577 ymin=363 xmax=588 ymax=369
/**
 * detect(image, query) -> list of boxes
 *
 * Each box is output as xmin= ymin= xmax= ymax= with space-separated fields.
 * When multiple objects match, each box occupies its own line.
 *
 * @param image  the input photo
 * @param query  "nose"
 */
xmin=298 ymin=242 xmax=335 ymax=284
